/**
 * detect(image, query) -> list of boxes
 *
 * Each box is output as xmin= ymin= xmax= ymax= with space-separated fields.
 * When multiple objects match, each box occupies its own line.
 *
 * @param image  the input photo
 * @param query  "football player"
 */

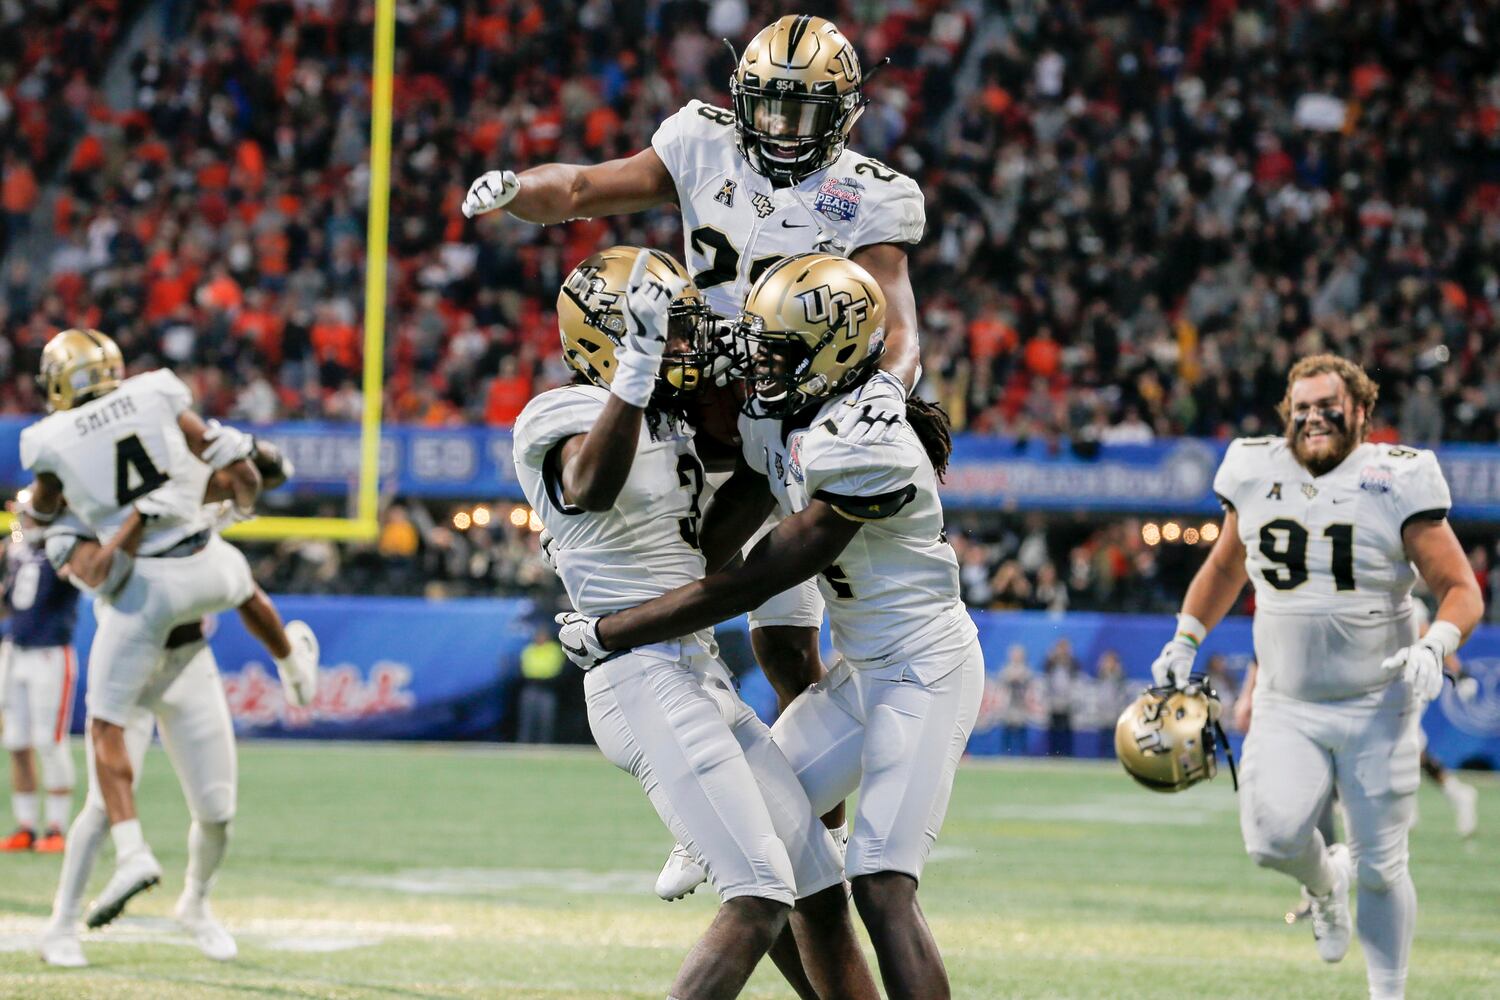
xmin=0 ymin=503 xmax=81 ymax=854
xmin=556 ymin=255 xmax=981 ymax=1000
xmin=19 ymin=329 xmax=319 ymax=967
xmin=1147 ymin=354 xmax=1484 ymax=1000
xmin=463 ymin=14 xmax=924 ymax=896
xmin=514 ymin=247 xmax=878 ymax=1000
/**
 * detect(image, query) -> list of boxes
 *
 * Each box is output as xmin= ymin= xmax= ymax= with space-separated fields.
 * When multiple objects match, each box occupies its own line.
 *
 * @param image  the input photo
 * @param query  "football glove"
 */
xmin=556 ymin=611 xmax=608 ymax=670
xmin=538 ymin=530 xmax=557 ymax=573
xmin=611 ymin=250 xmax=689 ymax=408
xmin=1150 ymin=637 xmax=1199 ymax=690
xmin=834 ymin=370 xmax=907 ymax=445
xmin=461 ymin=169 xmax=521 ymax=218
xmin=1382 ymin=619 xmax=1461 ymax=702
xmin=200 ymin=420 xmax=255 ymax=470
xmin=276 ymin=620 xmax=319 ymax=708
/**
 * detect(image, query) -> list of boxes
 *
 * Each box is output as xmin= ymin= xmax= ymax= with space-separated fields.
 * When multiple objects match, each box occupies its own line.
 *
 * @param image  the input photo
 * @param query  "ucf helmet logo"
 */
xmin=796 ymin=284 xmax=870 ymax=341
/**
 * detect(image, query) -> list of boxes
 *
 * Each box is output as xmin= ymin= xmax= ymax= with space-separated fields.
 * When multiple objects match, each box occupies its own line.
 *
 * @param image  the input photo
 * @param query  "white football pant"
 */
xmin=585 ymin=642 xmax=844 ymax=906
xmin=1 ymin=643 xmax=78 ymax=793
xmin=1239 ymin=683 xmax=1419 ymax=999
xmin=771 ymin=626 xmax=984 ymax=881
xmin=86 ymin=536 xmax=254 ymax=727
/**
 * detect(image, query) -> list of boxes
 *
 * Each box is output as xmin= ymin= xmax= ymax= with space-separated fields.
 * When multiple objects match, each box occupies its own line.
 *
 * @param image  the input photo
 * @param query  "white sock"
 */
xmin=110 ymin=818 xmax=145 ymax=858
xmin=12 ymin=791 xmax=38 ymax=830
xmin=184 ymin=820 xmax=230 ymax=901
xmin=51 ymin=804 xmax=108 ymax=924
xmin=1442 ymin=777 xmax=1469 ymax=804
xmin=45 ymin=792 xmax=72 ymax=832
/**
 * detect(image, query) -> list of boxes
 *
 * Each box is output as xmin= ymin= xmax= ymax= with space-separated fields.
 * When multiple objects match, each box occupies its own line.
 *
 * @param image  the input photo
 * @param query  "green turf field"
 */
xmin=0 ymin=742 xmax=1495 ymax=999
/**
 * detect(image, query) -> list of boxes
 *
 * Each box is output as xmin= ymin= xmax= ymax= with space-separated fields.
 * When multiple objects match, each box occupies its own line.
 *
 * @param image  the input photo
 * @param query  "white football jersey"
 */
xmin=513 ymin=385 xmax=714 ymax=644
xmin=651 ymin=100 xmax=925 ymax=321
xmin=20 ymin=369 xmax=213 ymax=556
xmin=1215 ymin=437 xmax=1452 ymax=700
xmin=737 ymin=395 xmax=974 ymax=669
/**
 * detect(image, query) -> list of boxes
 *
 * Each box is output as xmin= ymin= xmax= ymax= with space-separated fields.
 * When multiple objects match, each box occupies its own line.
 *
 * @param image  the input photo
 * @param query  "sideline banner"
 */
xmin=53 ymin=598 xmax=1500 ymax=768
xmin=4 ymin=417 xmax=1500 ymax=517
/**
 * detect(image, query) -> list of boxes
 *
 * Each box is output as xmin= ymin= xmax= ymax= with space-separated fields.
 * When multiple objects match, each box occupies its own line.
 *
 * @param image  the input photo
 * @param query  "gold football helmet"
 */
xmin=1116 ymin=682 xmax=1236 ymax=794
xmin=732 ymin=253 xmax=886 ymax=418
xmin=39 ymin=328 xmax=124 ymax=412
xmin=556 ymin=246 xmax=713 ymax=406
xmin=730 ymin=15 xmax=864 ymax=184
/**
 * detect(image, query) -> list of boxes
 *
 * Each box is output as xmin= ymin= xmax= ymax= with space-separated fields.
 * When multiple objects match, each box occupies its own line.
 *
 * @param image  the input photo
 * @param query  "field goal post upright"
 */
xmin=225 ymin=0 xmax=394 ymax=543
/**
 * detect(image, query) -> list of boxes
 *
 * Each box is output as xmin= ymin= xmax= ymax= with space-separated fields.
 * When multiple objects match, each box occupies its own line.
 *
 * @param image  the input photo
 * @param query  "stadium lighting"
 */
xmin=508 ymin=506 xmax=529 ymax=527
xmin=472 ymin=506 xmax=492 ymax=527
xmin=1142 ymin=523 xmax=1161 ymax=546
xmin=1202 ymin=522 xmax=1220 ymax=542
xmin=1162 ymin=522 xmax=1182 ymax=542
xmin=1183 ymin=527 xmax=1200 ymax=545
xmin=527 ymin=511 xmax=544 ymax=533
xmin=453 ymin=511 xmax=472 ymax=531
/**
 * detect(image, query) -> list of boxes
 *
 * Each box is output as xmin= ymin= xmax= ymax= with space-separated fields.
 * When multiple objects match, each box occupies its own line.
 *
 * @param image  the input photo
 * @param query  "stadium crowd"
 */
xmin=1 ymin=0 xmax=1498 ymax=442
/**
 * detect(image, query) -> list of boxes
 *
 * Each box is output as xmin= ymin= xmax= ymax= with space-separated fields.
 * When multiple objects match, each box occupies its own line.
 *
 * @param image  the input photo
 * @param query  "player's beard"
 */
xmin=1287 ymin=410 xmax=1362 ymax=477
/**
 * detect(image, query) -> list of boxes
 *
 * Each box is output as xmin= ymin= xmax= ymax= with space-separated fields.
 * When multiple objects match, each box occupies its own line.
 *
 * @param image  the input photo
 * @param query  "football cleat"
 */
xmin=175 ymin=892 xmax=237 ymax=961
xmin=38 ymin=923 xmax=86 ymax=967
xmin=655 ymin=843 xmax=707 ymax=901
xmin=1309 ymin=844 xmax=1354 ymax=963
xmin=85 ymin=848 xmax=162 ymax=929
xmin=34 ymin=828 xmax=65 ymax=854
xmin=0 ymin=827 xmax=35 ymax=852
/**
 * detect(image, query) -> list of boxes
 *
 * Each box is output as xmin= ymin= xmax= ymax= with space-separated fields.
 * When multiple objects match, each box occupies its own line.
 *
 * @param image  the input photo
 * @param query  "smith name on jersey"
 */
xmin=738 ymin=398 xmax=973 ymax=670
xmin=1214 ymin=436 xmax=1452 ymax=701
xmin=20 ymin=369 xmax=213 ymax=556
xmin=513 ymin=385 xmax=715 ymax=652
xmin=652 ymin=100 xmax=925 ymax=319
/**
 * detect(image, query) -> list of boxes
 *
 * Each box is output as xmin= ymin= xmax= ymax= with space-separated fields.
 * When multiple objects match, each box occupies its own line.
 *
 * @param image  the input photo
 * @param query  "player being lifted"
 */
xmin=557 ymin=255 xmax=980 ymax=1000
xmin=463 ymin=14 xmax=924 ymax=897
xmin=19 ymin=329 xmax=319 ymax=967
xmin=0 ymin=502 xmax=81 ymax=854
xmin=1144 ymin=355 xmax=1483 ymax=1000
xmin=513 ymin=248 xmax=878 ymax=1000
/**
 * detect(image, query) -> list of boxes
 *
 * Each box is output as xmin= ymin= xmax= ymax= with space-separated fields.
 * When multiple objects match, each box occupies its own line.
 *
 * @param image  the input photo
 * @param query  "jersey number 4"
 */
xmin=115 ymin=434 xmax=169 ymax=506
xmin=1259 ymin=518 xmax=1355 ymax=591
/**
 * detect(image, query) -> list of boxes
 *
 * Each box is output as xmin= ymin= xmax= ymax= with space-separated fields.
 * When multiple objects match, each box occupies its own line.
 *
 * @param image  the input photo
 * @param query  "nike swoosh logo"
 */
xmin=562 ymin=641 xmax=588 ymax=658
xmin=780 ymin=220 xmax=809 ymax=229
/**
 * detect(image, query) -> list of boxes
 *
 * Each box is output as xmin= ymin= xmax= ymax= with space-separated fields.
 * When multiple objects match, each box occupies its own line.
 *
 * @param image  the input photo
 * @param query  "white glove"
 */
xmin=461 ymin=169 xmax=520 ymax=218
xmin=205 ymin=499 xmax=255 ymax=531
xmin=275 ymin=620 xmax=319 ymax=708
xmin=1382 ymin=641 xmax=1446 ymax=701
xmin=556 ymin=611 xmax=608 ymax=670
xmin=1150 ymin=637 xmax=1199 ymax=690
xmin=707 ymin=319 xmax=742 ymax=387
xmin=201 ymin=419 xmax=255 ymax=470
xmin=835 ymin=371 xmax=907 ymax=445
xmin=610 ymin=251 xmax=689 ymax=408
xmin=538 ymin=530 xmax=557 ymax=573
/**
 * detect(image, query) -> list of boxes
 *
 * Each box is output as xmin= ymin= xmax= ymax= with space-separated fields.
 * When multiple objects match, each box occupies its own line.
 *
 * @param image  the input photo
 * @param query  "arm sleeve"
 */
xmin=801 ymin=429 xmax=919 ymax=522
xmin=854 ymin=171 xmax=925 ymax=248
xmin=1393 ymin=448 xmax=1452 ymax=529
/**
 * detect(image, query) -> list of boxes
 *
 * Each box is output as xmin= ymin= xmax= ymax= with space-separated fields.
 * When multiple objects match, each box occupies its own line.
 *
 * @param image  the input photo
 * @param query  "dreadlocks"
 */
xmin=906 ymin=397 xmax=953 ymax=481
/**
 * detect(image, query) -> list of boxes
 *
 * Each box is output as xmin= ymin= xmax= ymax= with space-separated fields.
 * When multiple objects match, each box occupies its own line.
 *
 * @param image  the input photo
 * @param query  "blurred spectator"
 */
xmin=1043 ymin=638 xmax=1084 ymax=758
xmin=997 ymin=643 xmax=1036 ymax=756
xmin=517 ymin=625 xmax=565 ymax=745
xmin=1089 ymin=650 xmax=1132 ymax=759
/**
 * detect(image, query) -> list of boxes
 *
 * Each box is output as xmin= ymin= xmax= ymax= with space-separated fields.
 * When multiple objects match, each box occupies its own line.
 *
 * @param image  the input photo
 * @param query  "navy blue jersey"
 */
xmin=4 ymin=541 xmax=78 ymax=649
